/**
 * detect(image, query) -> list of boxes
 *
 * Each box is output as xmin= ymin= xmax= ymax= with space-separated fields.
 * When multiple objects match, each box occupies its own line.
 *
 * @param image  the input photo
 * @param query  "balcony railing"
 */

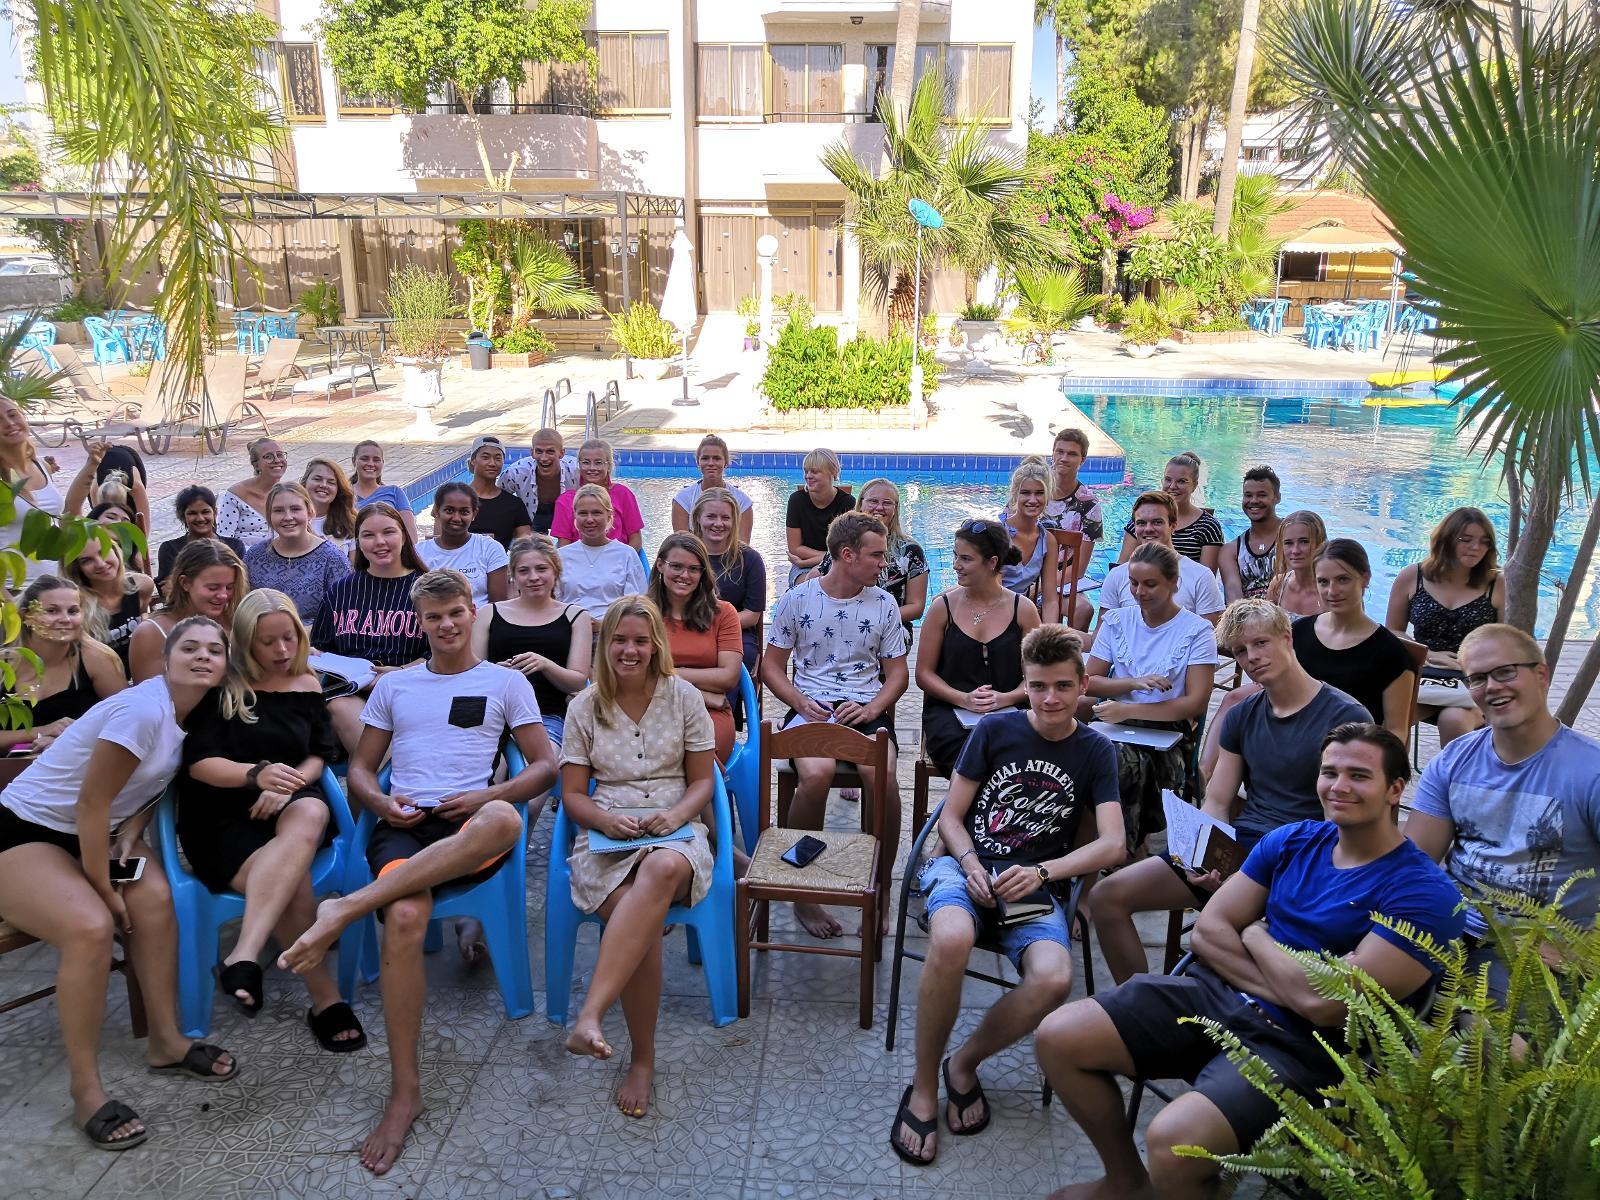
xmin=421 ymin=100 xmax=596 ymax=118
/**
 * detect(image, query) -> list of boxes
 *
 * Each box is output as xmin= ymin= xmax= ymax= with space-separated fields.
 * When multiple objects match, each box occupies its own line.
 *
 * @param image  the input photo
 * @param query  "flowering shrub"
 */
xmin=1022 ymin=133 xmax=1159 ymax=272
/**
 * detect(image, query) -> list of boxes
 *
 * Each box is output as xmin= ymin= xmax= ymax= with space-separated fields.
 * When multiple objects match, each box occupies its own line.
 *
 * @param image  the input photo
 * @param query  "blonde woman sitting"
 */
xmin=561 ymin=596 xmax=717 ymax=1119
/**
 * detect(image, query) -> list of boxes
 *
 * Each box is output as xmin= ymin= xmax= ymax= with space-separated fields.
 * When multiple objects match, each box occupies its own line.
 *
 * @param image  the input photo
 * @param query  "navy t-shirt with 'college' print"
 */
xmin=312 ymin=570 xmax=429 ymax=667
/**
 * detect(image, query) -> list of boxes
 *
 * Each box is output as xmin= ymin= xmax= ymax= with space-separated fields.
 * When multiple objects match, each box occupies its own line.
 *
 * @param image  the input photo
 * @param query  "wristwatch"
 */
xmin=1036 ymin=864 xmax=1052 ymax=885
xmin=244 ymin=760 xmax=271 ymax=787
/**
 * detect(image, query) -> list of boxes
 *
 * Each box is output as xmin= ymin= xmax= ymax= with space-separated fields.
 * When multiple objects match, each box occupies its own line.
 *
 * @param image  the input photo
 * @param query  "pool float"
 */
xmin=1368 ymin=366 xmax=1450 ymax=389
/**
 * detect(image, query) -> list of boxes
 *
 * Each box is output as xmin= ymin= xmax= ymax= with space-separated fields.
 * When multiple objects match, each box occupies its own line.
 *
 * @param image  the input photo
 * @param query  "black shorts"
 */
xmin=1095 ymin=962 xmax=1340 ymax=1148
xmin=784 ymin=704 xmax=898 ymax=749
xmin=0 ymin=803 xmax=81 ymax=858
xmin=366 ymin=812 xmax=507 ymax=906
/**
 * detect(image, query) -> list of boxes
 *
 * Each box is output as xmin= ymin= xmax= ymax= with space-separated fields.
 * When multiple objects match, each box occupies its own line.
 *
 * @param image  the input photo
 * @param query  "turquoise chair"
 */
xmin=335 ymin=746 xmax=536 ymax=1019
xmin=1265 ymin=298 xmax=1290 ymax=336
xmin=544 ymin=768 xmax=739 ymax=1028
xmin=156 ymin=766 xmax=358 ymax=1038
xmin=83 ymin=316 xmax=129 ymax=365
xmin=723 ymin=666 xmax=762 ymax=855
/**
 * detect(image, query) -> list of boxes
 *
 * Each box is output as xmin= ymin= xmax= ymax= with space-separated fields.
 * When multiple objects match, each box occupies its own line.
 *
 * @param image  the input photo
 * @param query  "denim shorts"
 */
xmin=542 ymin=714 xmax=565 ymax=747
xmin=917 ymin=854 xmax=1070 ymax=971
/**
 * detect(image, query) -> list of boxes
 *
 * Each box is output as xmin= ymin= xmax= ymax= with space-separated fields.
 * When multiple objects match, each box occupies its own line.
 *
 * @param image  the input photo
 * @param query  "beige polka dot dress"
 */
xmin=560 ymin=674 xmax=717 ymax=914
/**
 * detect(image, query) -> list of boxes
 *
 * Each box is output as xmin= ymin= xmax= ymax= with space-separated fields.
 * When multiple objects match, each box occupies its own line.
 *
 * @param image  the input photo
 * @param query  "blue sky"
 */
xmin=1031 ymin=18 xmax=1061 ymax=118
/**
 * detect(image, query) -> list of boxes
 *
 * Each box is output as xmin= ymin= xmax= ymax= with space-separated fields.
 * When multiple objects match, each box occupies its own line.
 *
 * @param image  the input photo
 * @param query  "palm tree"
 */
xmin=28 ymin=0 xmax=282 ymax=401
xmin=1211 ymin=0 xmax=1262 ymax=238
xmin=1266 ymin=0 xmax=1600 ymax=720
xmin=889 ymin=0 xmax=921 ymax=125
xmin=507 ymin=232 xmax=600 ymax=328
xmin=823 ymin=71 xmax=1063 ymax=330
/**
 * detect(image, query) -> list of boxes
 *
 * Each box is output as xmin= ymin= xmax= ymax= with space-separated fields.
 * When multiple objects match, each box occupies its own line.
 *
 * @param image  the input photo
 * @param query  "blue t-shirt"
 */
xmin=355 ymin=484 xmax=413 ymax=513
xmin=1240 ymin=820 xmax=1466 ymax=1028
xmin=953 ymin=712 xmax=1121 ymax=866
xmin=1412 ymin=725 xmax=1600 ymax=937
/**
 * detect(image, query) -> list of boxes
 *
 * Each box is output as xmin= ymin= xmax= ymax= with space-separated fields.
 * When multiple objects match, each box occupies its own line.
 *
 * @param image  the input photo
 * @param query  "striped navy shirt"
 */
xmin=311 ymin=570 xmax=427 ymax=667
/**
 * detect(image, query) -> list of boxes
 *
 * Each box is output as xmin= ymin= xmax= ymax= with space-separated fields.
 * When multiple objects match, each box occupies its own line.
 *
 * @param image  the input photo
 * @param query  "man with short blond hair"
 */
xmin=497 ymin=427 xmax=578 ymax=535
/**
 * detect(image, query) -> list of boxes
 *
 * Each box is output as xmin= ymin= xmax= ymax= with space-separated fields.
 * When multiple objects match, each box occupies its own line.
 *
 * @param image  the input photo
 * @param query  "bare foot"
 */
xmin=564 ymin=1018 xmax=613 ymax=1060
xmin=615 ymin=1061 xmax=654 ymax=1118
xmin=359 ymin=1092 xmax=423 ymax=1176
xmin=455 ymin=918 xmax=487 ymax=967
xmin=795 ymin=902 xmax=843 ymax=939
xmin=278 ymin=897 xmax=351 ymax=975
xmin=1045 ymin=1177 xmax=1155 ymax=1200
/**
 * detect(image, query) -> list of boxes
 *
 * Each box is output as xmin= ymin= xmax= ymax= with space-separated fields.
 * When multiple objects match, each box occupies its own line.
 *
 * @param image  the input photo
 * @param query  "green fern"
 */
xmin=1178 ymin=891 xmax=1600 ymax=1199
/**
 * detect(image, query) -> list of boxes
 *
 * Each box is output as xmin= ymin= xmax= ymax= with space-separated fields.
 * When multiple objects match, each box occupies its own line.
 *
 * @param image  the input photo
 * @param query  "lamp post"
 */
xmin=756 ymin=233 xmax=779 ymax=346
xmin=907 ymin=198 xmax=944 ymax=426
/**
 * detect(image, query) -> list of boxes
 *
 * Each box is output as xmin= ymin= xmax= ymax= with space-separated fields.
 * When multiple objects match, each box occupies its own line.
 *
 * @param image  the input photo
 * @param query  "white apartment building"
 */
xmin=1202 ymin=110 xmax=1327 ymax=191
xmin=260 ymin=0 xmax=1034 ymax=324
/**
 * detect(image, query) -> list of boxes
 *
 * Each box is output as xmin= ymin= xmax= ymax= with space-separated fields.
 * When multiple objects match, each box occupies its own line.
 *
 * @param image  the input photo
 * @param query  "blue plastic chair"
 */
xmin=722 ymin=666 xmax=762 ymax=855
xmin=544 ymin=768 xmax=739 ymax=1028
xmin=156 ymin=766 xmax=358 ymax=1038
xmin=127 ymin=319 xmax=167 ymax=362
xmin=1301 ymin=307 xmax=1327 ymax=348
xmin=336 ymin=746 xmax=536 ymax=1020
xmin=1265 ymin=298 xmax=1290 ymax=336
xmin=83 ymin=316 xmax=129 ymax=365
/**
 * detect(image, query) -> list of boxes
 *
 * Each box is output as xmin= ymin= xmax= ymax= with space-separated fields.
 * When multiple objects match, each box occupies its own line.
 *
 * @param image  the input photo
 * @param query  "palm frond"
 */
xmin=510 ymin=233 xmax=599 ymax=318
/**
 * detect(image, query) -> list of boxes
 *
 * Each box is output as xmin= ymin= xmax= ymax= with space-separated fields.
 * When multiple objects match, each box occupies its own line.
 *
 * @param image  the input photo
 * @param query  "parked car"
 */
xmin=0 ymin=257 xmax=61 ymax=276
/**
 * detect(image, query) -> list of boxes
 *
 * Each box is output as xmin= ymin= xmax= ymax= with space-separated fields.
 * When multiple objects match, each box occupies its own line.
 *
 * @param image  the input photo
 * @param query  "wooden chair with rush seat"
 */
xmin=738 ymin=720 xmax=894 ymax=1029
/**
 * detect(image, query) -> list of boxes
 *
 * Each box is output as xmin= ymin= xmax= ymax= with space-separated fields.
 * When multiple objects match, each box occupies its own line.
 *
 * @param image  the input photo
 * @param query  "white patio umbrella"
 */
xmin=661 ymin=228 xmax=698 ymax=407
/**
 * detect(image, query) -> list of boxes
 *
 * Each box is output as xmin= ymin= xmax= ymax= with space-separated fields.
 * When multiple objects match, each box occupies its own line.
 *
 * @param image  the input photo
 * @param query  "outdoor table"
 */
xmin=356 ymin=316 xmax=396 ymax=355
xmin=318 ymin=324 xmax=377 ymax=372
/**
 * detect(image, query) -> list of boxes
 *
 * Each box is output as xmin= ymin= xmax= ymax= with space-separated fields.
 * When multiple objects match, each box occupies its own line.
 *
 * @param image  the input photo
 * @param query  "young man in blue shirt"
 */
xmin=1406 ymin=623 xmax=1600 ymax=1001
xmin=890 ymin=626 xmax=1126 ymax=1166
xmin=1036 ymin=723 xmax=1464 ymax=1200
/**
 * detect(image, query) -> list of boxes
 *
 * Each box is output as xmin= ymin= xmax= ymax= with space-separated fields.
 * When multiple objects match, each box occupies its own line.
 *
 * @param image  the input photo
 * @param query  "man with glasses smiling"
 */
xmin=1406 ymin=623 xmax=1600 ymax=1000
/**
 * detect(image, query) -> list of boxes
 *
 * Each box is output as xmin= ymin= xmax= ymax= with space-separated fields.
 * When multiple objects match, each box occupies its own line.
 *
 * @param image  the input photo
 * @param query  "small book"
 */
xmin=1161 ymin=790 xmax=1245 ymax=878
xmin=982 ymin=858 xmax=1056 ymax=928
xmin=586 ymin=811 xmax=694 ymax=854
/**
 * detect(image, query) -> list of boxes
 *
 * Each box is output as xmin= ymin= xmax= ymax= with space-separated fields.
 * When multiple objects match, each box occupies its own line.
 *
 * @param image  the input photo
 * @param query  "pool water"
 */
xmin=443 ymin=392 xmax=1593 ymax=637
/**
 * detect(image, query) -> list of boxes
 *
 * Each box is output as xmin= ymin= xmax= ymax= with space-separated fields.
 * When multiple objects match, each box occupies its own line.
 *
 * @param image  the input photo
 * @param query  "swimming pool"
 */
xmin=423 ymin=390 xmax=1594 ymax=638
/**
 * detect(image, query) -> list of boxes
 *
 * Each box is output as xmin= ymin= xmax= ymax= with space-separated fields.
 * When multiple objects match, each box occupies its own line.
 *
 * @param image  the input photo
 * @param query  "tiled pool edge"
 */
xmin=1062 ymin=376 xmax=1374 ymax=397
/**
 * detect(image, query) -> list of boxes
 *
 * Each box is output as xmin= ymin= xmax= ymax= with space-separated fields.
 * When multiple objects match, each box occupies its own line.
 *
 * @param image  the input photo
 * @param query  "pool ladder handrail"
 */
xmin=537 ymin=378 xmax=573 ymax=430
xmin=539 ymin=378 xmax=619 ymax=442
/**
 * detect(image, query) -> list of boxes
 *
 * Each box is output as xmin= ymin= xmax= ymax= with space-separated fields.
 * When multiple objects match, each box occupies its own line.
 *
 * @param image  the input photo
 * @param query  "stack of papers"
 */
xmin=1161 ymin=790 xmax=1244 ymax=877
xmin=309 ymin=651 xmax=376 ymax=691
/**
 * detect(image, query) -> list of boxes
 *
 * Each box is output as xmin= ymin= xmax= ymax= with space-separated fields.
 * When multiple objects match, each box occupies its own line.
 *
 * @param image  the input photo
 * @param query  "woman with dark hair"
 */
xmin=648 ymin=532 xmax=742 ymax=762
xmin=61 ymin=534 xmax=155 ymax=672
xmin=463 ymin=436 xmax=533 ymax=549
xmin=916 ymin=519 xmax=1041 ymax=776
xmin=1386 ymin=506 xmax=1504 ymax=745
xmin=242 ymin=483 xmax=354 ymax=623
xmin=0 ymin=616 xmax=239 ymax=1150
xmin=214 ymin=437 xmax=287 ymax=546
xmin=349 ymin=440 xmax=419 ymax=544
xmin=302 ymin=457 xmax=358 ymax=554
xmin=177 ymin=589 xmax=362 ymax=1048
xmin=472 ymin=534 xmax=590 ymax=747
xmin=419 ymin=482 xmax=509 ymax=605
xmin=1086 ymin=542 xmax=1218 ymax=851
xmin=692 ymin=487 xmax=765 ymax=673
xmin=155 ymin=486 xmax=246 ymax=587
xmin=311 ymin=502 xmax=429 ymax=751
xmin=1114 ymin=452 xmax=1224 ymax=569
xmin=4 ymin=576 xmax=126 ymax=751
xmin=1294 ymin=538 xmax=1415 ymax=742
xmin=128 ymin=539 xmax=247 ymax=684
xmin=560 ymin=595 xmax=716 ymax=1119
xmin=0 ymin=396 xmax=64 ymax=583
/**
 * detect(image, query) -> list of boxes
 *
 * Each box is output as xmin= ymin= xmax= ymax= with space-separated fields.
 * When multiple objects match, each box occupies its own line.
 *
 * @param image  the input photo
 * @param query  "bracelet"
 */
xmin=957 ymin=848 xmax=977 ymax=865
xmin=244 ymin=760 xmax=270 ymax=787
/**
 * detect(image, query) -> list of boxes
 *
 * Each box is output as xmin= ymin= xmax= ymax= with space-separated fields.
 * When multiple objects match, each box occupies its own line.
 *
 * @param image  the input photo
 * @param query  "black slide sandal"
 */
xmin=215 ymin=960 xmax=263 ymax=1017
xmin=150 ymin=1041 xmax=237 ymax=1080
xmin=889 ymin=1085 xmax=938 ymax=1166
xmin=307 ymin=1002 xmax=368 ymax=1053
xmin=943 ymin=1056 xmax=991 ymax=1137
xmin=80 ymin=1100 xmax=148 ymax=1151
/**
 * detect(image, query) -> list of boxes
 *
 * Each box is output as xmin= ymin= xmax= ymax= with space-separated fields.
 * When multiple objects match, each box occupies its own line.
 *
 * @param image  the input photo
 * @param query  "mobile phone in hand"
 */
xmin=108 ymin=857 xmax=146 ymax=884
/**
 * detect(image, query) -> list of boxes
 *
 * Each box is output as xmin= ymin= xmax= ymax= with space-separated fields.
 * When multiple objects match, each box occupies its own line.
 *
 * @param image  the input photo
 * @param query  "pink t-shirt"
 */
xmin=550 ymin=482 xmax=645 ymax=544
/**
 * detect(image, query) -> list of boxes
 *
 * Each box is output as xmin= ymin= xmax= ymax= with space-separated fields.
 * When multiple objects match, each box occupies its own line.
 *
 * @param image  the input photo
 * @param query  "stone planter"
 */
xmin=455 ymin=350 xmax=550 ymax=369
xmin=956 ymin=319 xmax=1004 ymax=354
xmin=397 ymin=357 xmax=444 ymax=438
xmin=1122 ymin=342 xmax=1158 ymax=359
xmin=631 ymin=357 xmax=673 ymax=381
xmin=759 ymin=405 xmax=914 ymax=431
xmin=1176 ymin=329 xmax=1260 ymax=345
xmin=54 ymin=320 xmax=86 ymax=346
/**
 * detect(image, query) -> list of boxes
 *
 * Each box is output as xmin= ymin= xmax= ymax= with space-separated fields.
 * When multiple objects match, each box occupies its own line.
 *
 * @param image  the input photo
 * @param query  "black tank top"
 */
xmin=103 ymin=590 xmax=144 ymax=671
xmin=30 ymin=652 xmax=98 ymax=727
xmin=485 ymin=604 xmax=578 ymax=717
xmin=926 ymin=593 xmax=1026 ymax=710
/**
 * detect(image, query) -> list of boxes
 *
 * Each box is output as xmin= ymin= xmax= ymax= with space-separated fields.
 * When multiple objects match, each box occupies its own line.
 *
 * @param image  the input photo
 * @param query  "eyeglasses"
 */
xmin=662 ymin=561 xmax=704 ymax=576
xmin=1464 ymin=661 xmax=1539 ymax=690
xmin=958 ymin=520 xmax=990 ymax=535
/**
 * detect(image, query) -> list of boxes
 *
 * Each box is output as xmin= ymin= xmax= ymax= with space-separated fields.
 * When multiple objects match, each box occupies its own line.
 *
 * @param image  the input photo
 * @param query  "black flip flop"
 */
xmin=215 ymin=960 xmax=263 ymax=1017
xmin=889 ymin=1085 xmax=938 ymax=1166
xmin=943 ymin=1056 xmax=991 ymax=1137
xmin=307 ymin=1002 xmax=367 ymax=1054
xmin=150 ymin=1041 xmax=238 ymax=1081
xmin=80 ymin=1099 xmax=148 ymax=1152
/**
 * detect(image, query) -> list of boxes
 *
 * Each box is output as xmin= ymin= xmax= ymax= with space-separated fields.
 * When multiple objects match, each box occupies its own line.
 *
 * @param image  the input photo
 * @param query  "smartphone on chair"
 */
xmin=781 ymin=835 xmax=827 ymax=869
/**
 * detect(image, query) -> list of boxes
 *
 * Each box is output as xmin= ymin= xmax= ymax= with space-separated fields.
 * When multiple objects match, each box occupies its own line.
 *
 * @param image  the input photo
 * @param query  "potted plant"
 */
xmin=488 ymin=322 xmax=556 ymax=368
xmin=736 ymin=293 xmax=761 ymax=350
xmin=608 ymin=301 xmax=679 ymax=380
xmin=956 ymin=300 xmax=1002 ymax=352
xmin=386 ymin=265 xmax=456 ymax=435
xmin=1119 ymin=296 xmax=1169 ymax=358
xmin=294 ymin=279 xmax=342 ymax=333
